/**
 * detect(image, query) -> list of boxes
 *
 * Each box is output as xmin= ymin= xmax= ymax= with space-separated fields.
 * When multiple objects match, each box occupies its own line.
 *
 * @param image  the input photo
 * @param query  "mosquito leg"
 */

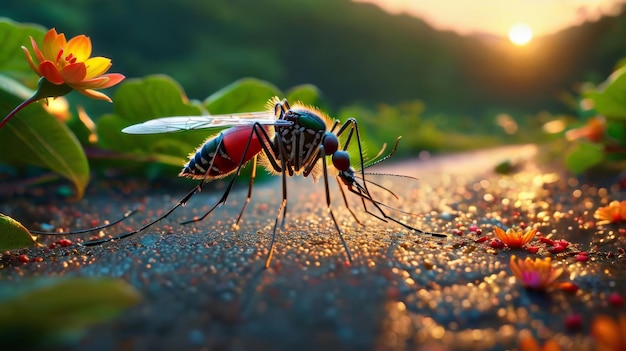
xmin=346 ymin=187 xmax=447 ymax=238
xmin=82 ymin=186 xmax=200 ymax=245
xmin=30 ymin=208 xmax=140 ymax=235
xmin=182 ymin=124 xmax=274 ymax=225
xmin=264 ymin=131 xmax=289 ymax=269
xmin=235 ymin=155 xmax=257 ymax=227
xmin=280 ymin=194 xmax=288 ymax=228
xmin=335 ymin=177 xmax=363 ymax=225
xmin=265 ymin=169 xmax=288 ymax=269
xmin=179 ymin=179 xmax=235 ymax=225
xmin=322 ymin=150 xmax=353 ymax=263
xmin=335 ymin=118 xmax=371 ymax=198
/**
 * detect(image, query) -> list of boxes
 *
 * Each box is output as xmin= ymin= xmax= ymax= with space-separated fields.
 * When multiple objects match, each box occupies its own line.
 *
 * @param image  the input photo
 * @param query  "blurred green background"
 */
xmin=1 ymin=0 xmax=626 ymax=187
xmin=5 ymin=0 xmax=625 ymax=117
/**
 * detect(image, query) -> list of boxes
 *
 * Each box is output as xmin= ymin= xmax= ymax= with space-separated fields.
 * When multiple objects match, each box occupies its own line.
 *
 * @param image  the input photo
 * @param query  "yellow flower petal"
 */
xmin=84 ymin=57 xmax=111 ymax=79
xmin=42 ymin=29 xmax=66 ymax=62
xmin=65 ymin=35 xmax=92 ymax=62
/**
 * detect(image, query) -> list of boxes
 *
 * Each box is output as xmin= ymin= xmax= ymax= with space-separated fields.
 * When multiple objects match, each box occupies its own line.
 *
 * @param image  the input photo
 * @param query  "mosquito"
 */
xmin=37 ymin=97 xmax=447 ymax=268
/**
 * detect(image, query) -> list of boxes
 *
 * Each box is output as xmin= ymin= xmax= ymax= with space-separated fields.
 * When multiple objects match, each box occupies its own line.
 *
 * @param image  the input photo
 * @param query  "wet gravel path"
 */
xmin=1 ymin=144 xmax=625 ymax=351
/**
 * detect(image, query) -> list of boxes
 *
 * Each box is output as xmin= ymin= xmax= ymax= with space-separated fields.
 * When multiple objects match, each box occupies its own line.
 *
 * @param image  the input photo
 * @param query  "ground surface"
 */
xmin=1 ymin=144 xmax=625 ymax=351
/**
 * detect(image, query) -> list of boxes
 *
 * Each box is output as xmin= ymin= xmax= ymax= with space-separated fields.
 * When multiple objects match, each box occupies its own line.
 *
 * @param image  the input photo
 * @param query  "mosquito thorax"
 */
xmin=287 ymin=108 xmax=327 ymax=132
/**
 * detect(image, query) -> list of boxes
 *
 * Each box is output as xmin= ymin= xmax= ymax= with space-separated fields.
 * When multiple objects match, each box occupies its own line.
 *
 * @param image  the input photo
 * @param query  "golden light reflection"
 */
xmin=352 ymin=0 xmax=624 ymax=37
xmin=508 ymin=23 xmax=533 ymax=46
xmin=42 ymin=97 xmax=70 ymax=122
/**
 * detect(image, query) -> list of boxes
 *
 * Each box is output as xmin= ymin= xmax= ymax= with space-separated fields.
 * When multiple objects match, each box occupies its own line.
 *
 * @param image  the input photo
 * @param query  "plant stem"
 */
xmin=0 ymin=96 xmax=37 ymax=128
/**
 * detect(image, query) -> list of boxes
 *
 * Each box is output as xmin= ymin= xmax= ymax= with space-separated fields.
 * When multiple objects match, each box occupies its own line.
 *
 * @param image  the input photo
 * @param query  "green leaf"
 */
xmin=0 ymin=75 xmax=89 ymax=198
xmin=204 ymin=77 xmax=281 ymax=113
xmin=0 ymin=19 xmax=46 ymax=83
xmin=0 ymin=277 xmax=141 ymax=347
xmin=285 ymin=84 xmax=323 ymax=107
xmin=606 ymin=119 xmax=626 ymax=146
xmin=97 ymin=75 xmax=206 ymax=161
xmin=0 ymin=213 xmax=37 ymax=250
xmin=587 ymin=66 xmax=626 ymax=121
xmin=565 ymin=141 xmax=605 ymax=174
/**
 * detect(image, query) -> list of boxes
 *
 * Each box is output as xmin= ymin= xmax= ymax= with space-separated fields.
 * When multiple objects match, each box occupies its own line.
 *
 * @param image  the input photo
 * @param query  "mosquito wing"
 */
xmin=122 ymin=111 xmax=290 ymax=134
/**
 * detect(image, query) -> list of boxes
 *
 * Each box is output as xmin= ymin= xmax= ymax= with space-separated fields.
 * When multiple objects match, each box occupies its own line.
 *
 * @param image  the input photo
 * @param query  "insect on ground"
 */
xmin=34 ymin=97 xmax=447 ymax=268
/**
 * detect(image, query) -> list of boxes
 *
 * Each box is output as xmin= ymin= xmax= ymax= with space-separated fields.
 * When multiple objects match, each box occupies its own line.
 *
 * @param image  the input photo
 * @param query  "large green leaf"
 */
xmin=0 ymin=75 xmax=89 ymax=198
xmin=204 ymin=77 xmax=281 ymax=113
xmin=0 ymin=19 xmax=45 ymax=83
xmin=285 ymin=84 xmax=323 ymax=107
xmin=587 ymin=66 xmax=626 ymax=121
xmin=97 ymin=75 xmax=206 ymax=161
xmin=565 ymin=141 xmax=605 ymax=174
xmin=0 ymin=277 xmax=141 ymax=347
xmin=0 ymin=213 xmax=37 ymax=250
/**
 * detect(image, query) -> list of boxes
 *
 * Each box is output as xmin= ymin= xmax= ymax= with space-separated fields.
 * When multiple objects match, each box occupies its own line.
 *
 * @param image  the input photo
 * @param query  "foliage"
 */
xmin=0 ymin=277 xmax=141 ymax=348
xmin=96 ymin=76 xmax=322 ymax=174
xmin=564 ymin=64 xmax=626 ymax=173
xmin=0 ymin=21 xmax=90 ymax=198
xmin=5 ymin=0 xmax=626 ymax=121
xmin=0 ymin=213 xmax=37 ymax=250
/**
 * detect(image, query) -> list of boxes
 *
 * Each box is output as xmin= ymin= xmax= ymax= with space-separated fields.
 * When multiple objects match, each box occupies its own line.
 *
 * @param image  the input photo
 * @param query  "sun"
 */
xmin=508 ymin=23 xmax=533 ymax=46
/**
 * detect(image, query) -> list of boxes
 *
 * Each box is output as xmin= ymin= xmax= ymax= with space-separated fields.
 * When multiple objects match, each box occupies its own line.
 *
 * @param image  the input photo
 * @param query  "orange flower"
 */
xmin=594 ymin=200 xmax=626 ymax=225
xmin=592 ymin=315 xmax=626 ymax=351
xmin=494 ymin=226 xmax=537 ymax=249
xmin=0 ymin=28 xmax=125 ymax=129
xmin=510 ymin=255 xmax=563 ymax=290
xmin=22 ymin=28 xmax=124 ymax=102
xmin=565 ymin=116 xmax=605 ymax=142
xmin=519 ymin=335 xmax=561 ymax=351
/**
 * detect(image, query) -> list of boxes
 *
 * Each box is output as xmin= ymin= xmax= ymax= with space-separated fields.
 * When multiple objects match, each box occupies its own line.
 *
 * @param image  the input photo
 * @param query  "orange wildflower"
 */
xmin=510 ymin=255 xmax=563 ymax=290
xmin=594 ymin=200 xmax=626 ymax=225
xmin=519 ymin=335 xmax=561 ymax=351
xmin=493 ymin=226 xmax=537 ymax=249
xmin=22 ymin=28 xmax=124 ymax=102
xmin=592 ymin=315 xmax=626 ymax=351
xmin=565 ymin=116 xmax=605 ymax=142
xmin=1 ymin=28 xmax=124 ymax=128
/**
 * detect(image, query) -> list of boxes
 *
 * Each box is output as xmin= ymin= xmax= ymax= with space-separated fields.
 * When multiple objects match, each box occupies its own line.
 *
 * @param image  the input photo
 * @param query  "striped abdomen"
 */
xmin=179 ymin=126 xmax=265 ymax=180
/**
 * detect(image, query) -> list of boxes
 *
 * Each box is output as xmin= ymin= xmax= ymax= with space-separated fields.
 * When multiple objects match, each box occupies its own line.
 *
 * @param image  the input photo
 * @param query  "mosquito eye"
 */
xmin=332 ymin=150 xmax=351 ymax=171
xmin=323 ymin=132 xmax=339 ymax=155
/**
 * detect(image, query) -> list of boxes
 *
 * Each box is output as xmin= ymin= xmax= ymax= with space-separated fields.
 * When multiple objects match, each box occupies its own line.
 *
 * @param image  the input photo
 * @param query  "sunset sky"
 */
xmin=353 ymin=0 xmax=625 ymax=38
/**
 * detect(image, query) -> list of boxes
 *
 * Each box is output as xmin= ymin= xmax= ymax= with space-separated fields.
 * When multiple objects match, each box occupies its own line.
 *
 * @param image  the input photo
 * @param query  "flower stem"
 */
xmin=0 ymin=96 xmax=37 ymax=128
xmin=0 ymin=78 xmax=73 ymax=129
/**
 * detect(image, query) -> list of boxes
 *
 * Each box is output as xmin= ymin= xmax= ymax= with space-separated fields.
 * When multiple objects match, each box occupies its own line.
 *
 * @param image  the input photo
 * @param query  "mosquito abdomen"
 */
xmin=179 ymin=126 xmax=263 ymax=180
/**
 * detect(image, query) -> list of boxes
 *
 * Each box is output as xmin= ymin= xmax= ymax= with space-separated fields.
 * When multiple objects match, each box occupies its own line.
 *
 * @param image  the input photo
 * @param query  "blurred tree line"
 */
xmin=3 ymin=0 xmax=626 ymax=119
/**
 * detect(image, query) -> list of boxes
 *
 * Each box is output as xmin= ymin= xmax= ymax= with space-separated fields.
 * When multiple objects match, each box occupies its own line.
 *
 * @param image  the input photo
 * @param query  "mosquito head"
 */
xmin=332 ymin=150 xmax=352 ymax=171
xmin=334 ymin=149 xmax=358 ymax=190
